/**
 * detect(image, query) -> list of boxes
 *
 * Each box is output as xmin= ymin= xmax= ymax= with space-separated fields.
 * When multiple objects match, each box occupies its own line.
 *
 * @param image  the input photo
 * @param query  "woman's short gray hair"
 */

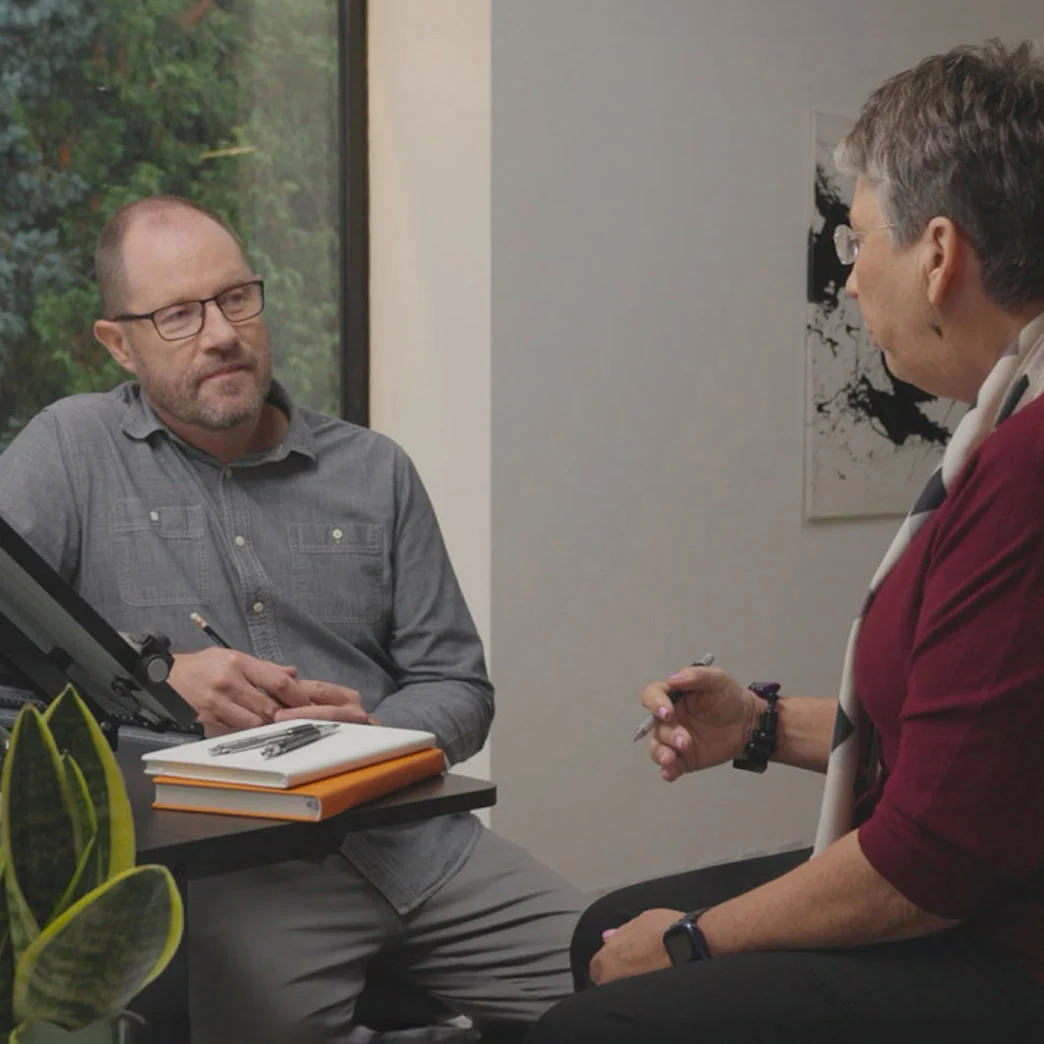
xmin=836 ymin=39 xmax=1044 ymax=311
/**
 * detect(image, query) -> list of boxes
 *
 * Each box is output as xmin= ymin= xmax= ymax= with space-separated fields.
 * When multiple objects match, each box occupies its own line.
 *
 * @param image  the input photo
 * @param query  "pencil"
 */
xmin=190 ymin=612 xmax=288 ymax=710
xmin=190 ymin=612 xmax=231 ymax=649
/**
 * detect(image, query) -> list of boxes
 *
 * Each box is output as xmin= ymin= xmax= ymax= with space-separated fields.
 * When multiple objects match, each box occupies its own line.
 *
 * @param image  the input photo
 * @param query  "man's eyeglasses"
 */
xmin=111 ymin=279 xmax=265 ymax=342
xmin=833 ymin=224 xmax=895 ymax=266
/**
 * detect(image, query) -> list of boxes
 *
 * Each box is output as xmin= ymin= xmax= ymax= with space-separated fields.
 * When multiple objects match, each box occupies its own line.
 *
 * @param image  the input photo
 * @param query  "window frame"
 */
xmin=339 ymin=0 xmax=370 ymax=427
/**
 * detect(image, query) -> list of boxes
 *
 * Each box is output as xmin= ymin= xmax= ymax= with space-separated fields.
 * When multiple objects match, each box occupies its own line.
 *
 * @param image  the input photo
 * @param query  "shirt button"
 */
xmin=149 ymin=510 xmax=159 ymax=523
xmin=234 ymin=535 xmax=246 ymax=547
xmin=332 ymin=528 xmax=343 ymax=541
xmin=252 ymin=601 xmax=265 ymax=615
xmin=224 ymin=468 xmax=234 ymax=480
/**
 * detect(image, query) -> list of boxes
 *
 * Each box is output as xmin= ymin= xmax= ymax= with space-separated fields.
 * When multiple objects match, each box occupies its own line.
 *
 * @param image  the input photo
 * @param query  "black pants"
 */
xmin=527 ymin=849 xmax=1044 ymax=1044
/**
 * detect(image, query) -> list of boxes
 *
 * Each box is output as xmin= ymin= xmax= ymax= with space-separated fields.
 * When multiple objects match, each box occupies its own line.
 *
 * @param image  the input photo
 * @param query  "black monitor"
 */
xmin=0 ymin=513 xmax=198 ymax=744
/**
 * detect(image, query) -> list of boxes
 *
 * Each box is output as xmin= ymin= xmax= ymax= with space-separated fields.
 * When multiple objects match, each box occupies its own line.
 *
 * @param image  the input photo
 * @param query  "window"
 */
xmin=0 ymin=0 xmax=368 ymax=448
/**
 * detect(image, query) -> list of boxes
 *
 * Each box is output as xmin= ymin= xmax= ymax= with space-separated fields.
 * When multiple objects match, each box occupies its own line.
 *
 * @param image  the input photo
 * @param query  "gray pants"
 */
xmin=188 ymin=827 xmax=584 ymax=1043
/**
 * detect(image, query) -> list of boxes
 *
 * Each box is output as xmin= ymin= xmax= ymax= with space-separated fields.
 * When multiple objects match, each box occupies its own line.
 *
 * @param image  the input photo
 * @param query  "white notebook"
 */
xmin=141 ymin=720 xmax=437 ymax=789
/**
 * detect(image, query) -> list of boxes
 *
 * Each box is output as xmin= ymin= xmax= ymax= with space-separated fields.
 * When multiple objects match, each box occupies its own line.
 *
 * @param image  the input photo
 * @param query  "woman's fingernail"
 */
xmin=668 ymin=673 xmax=686 ymax=683
xmin=602 ymin=929 xmax=617 ymax=939
xmin=656 ymin=706 xmax=668 ymax=719
xmin=675 ymin=736 xmax=687 ymax=752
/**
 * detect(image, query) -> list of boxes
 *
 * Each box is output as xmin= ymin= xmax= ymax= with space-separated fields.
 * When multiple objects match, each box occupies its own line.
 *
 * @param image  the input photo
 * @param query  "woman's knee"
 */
xmin=526 ymin=991 xmax=615 ymax=1044
xmin=569 ymin=884 xmax=652 ymax=990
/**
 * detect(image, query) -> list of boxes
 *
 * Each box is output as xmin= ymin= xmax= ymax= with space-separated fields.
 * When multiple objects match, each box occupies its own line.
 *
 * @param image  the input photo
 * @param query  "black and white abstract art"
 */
xmin=805 ymin=111 xmax=961 ymax=520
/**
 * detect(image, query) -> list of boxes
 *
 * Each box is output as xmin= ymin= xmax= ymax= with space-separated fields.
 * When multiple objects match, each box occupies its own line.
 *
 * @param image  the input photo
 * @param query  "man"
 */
xmin=0 ymin=196 xmax=582 ymax=1043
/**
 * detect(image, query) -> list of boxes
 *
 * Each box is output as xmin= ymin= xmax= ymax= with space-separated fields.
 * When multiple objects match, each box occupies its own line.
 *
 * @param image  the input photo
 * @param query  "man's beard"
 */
xmin=191 ymin=370 xmax=270 ymax=430
xmin=133 ymin=339 xmax=273 ymax=432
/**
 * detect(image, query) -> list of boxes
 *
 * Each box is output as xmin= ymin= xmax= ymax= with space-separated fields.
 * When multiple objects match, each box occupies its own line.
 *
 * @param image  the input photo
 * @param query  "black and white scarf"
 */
xmin=813 ymin=311 xmax=1044 ymax=854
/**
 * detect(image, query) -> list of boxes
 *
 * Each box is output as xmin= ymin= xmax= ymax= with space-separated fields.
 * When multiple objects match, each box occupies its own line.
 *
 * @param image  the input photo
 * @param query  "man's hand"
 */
xmin=589 ymin=908 xmax=683 ymax=985
xmin=168 ymin=648 xmax=310 ymax=731
xmin=272 ymin=679 xmax=372 ymax=725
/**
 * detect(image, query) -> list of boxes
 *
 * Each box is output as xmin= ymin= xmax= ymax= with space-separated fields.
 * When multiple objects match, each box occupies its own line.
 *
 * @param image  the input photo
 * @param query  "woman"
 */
xmin=527 ymin=40 xmax=1044 ymax=1044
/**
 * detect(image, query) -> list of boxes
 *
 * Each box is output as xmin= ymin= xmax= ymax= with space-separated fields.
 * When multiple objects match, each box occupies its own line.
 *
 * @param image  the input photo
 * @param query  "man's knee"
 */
xmin=188 ymin=858 xmax=385 ymax=1040
xmin=192 ymin=988 xmax=352 ymax=1044
xmin=190 ymin=934 xmax=359 ymax=1044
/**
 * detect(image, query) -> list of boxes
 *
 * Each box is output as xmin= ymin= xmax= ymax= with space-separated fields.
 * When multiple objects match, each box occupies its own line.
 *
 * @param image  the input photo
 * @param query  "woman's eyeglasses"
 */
xmin=833 ymin=224 xmax=896 ymax=266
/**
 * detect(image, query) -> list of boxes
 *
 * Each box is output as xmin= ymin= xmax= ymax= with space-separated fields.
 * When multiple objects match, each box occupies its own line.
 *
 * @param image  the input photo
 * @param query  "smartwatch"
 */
xmin=662 ymin=908 xmax=713 ymax=964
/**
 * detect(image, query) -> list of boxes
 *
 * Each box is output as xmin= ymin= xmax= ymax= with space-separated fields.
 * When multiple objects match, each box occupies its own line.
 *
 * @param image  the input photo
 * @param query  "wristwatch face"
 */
xmin=664 ymin=913 xmax=712 ymax=965
xmin=663 ymin=921 xmax=696 ymax=965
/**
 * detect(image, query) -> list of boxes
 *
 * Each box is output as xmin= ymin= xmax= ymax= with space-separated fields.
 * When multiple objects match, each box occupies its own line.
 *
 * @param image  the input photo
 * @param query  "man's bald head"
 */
xmin=95 ymin=196 xmax=249 ymax=318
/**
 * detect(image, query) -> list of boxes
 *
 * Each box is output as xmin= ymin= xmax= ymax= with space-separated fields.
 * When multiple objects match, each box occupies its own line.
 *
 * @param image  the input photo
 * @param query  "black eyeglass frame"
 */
xmin=110 ymin=279 xmax=266 ymax=342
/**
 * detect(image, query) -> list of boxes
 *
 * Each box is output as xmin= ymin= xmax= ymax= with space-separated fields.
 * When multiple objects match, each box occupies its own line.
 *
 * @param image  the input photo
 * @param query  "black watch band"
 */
xmin=662 ymin=907 xmax=713 ymax=964
xmin=732 ymin=681 xmax=781 ymax=773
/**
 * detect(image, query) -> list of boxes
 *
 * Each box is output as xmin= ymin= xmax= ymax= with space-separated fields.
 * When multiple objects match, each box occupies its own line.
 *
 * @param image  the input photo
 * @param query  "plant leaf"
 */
xmin=50 ymin=757 xmax=99 ymax=920
xmin=60 ymin=754 xmax=96 ymax=861
xmin=0 ymin=708 xmax=79 ymax=960
xmin=13 ymin=866 xmax=183 ymax=1031
xmin=44 ymin=688 xmax=134 ymax=879
xmin=0 ymin=858 xmax=15 ymax=1039
xmin=9 ymin=1020 xmax=118 ymax=1044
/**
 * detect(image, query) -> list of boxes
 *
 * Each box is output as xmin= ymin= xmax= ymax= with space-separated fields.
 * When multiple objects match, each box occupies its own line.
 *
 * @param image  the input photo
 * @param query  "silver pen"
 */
xmin=260 ymin=723 xmax=340 ymax=759
xmin=209 ymin=723 xmax=332 ymax=756
xmin=631 ymin=653 xmax=715 ymax=742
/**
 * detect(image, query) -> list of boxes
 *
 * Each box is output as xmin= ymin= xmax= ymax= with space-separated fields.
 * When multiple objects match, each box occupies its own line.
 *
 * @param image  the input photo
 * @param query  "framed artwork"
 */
xmin=804 ymin=111 xmax=961 ymax=520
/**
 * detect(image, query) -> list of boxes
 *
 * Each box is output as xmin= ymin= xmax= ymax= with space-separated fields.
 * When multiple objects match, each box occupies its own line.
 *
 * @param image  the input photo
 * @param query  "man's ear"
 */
xmin=93 ymin=319 xmax=137 ymax=374
xmin=923 ymin=216 xmax=962 ymax=307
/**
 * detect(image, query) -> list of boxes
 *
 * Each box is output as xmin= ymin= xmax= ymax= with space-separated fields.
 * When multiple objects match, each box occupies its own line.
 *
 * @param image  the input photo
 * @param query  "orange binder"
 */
xmin=152 ymin=747 xmax=446 ymax=821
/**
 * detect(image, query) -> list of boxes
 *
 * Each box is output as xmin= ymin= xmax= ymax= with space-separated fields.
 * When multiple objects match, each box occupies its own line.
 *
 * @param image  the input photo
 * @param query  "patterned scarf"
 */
xmin=813 ymin=311 xmax=1044 ymax=854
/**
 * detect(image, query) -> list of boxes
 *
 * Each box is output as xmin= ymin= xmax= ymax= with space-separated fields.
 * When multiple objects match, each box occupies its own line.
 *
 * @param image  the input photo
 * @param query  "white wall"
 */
xmin=368 ymin=0 xmax=492 ymax=782
xmin=490 ymin=0 xmax=1044 ymax=891
xmin=369 ymin=1 xmax=1044 ymax=892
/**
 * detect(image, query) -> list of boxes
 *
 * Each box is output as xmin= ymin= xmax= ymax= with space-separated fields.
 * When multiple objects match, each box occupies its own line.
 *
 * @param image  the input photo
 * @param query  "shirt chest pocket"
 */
xmin=288 ymin=522 xmax=385 ymax=625
xmin=111 ymin=500 xmax=209 ymax=608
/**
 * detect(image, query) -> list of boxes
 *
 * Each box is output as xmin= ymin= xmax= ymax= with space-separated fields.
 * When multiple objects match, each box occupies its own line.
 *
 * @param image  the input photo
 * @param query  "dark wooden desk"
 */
xmin=126 ymin=753 xmax=497 ymax=879
xmin=121 ymin=746 xmax=497 ymax=1043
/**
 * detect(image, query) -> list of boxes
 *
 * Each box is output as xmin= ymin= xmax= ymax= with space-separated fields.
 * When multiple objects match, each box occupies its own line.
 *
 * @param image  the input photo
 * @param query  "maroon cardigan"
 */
xmin=856 ymin=393 xmax=1044 ymax=983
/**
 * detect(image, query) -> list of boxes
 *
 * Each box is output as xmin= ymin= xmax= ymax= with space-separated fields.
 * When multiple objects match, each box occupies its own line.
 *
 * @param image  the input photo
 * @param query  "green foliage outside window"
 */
xmin=0 ymin=0 xmax=342 ymax=450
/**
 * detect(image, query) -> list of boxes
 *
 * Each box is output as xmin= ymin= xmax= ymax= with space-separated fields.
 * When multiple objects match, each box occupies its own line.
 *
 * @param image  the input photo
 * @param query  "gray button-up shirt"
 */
xmin=0 ymin=381 xmax=492 ymax=913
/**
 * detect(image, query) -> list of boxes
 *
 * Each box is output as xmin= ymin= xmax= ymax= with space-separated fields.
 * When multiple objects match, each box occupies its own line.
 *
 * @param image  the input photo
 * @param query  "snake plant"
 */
xmin=0 ymin=687 xmax=183 ymax=1042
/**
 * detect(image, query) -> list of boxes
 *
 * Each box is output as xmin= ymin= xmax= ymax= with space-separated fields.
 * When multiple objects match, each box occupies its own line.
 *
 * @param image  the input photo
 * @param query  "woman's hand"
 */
xmin=589 ymin=909 xmax=683 ymax=984
xmin=641 ymin=665 xmax=762 ymax=781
